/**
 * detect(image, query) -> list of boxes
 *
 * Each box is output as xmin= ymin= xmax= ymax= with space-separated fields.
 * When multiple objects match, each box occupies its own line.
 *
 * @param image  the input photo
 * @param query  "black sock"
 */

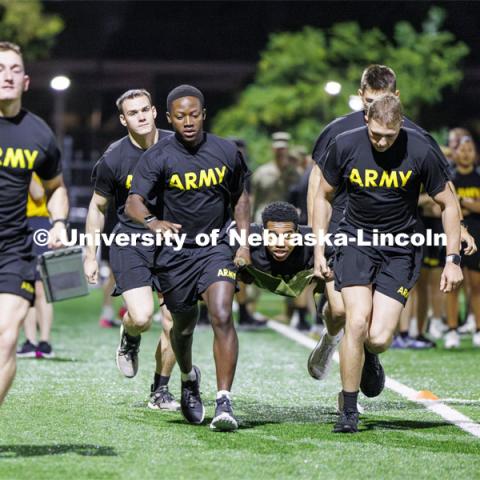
xmin=153 ymin=373 xmax=170 ymax=390
xmin=399 ymin=330 xmax=409 ymax=339
xmin=239 ymin=304 xmax=249 ymax=322
xmin=297 ymin=307 xmax=308 ymax=324
xmin=342 ymin=390 xmax=359 ymax=412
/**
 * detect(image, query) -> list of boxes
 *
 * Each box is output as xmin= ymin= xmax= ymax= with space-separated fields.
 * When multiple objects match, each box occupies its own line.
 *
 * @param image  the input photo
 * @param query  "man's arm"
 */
xmin=125 ymin=194 xmax=181 ymax=235
xmin=29 ymin=177 xmax=45 ymax=204
xmin=232 ymin=190 xmax=251 ymax=266
xmin=83 ymin=192 xmax=109 ymax=284
xmin=432 ymin=185 xmax=463 ymax=293
xmin=41 ymin=174 xmax=69 ymax=248
xmin=307 ymin=164 xmax=321 ymax=226
xmin=312 ymin=176 xmax=335 ymax=280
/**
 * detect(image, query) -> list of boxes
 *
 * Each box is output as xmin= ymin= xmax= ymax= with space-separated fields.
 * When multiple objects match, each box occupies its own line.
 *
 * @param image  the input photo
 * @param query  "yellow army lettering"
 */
xmin=0 ymin=147 xmax=39 ymax=169
xmin=169 ymin=166 xmax=227 ymax=191
xmin=21 ymin=281 xmax=34 ymax=294
xmin=397 ymin=286 xmax=409 ymax=299
xmin=349 ymin=168 xmax=412 ymax=188
xmin=457 ymin=187 xmax=480 ymax=199
xmin=217 ymin=268 xmax=236 ymax=280
xmin=125 ymin=174 xmax=133 ymax=190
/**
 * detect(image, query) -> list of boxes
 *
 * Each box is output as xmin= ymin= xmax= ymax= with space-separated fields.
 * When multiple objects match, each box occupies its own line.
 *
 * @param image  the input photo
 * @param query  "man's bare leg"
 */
xmin=116 ymin=286 xmax=154 ymax=378
xmin=0 ymin=294 xmax=30 ymax=405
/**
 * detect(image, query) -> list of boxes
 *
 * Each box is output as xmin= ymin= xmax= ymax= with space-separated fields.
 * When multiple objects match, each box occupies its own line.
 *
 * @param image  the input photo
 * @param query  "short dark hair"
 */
xmin=166 ymin=84 xmax=204 ymax=112
xmin=367 ymin=94 xmax=403 ymax=127
xmin=261 ymin=202 xmax=299 ymax=229
xmin=116 ymin=89 xmax=152 ymax=114
xmin=360 ymin=65 xmax=397 ymax=92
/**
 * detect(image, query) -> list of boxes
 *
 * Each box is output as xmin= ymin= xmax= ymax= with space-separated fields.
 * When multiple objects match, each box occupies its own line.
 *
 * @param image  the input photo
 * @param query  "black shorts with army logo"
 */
xmin=156 ymin=241 xmax=237 ymax=313
xmin=0 ymin=235 xmax=36 ymax=304
xmin=333 ymin=225 xmax=422 ymax=306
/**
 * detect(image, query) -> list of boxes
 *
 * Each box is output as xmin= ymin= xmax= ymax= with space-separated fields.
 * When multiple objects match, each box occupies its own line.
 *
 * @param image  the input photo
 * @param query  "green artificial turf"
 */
xmin=1 ymin=290 xmax=479 ymax=479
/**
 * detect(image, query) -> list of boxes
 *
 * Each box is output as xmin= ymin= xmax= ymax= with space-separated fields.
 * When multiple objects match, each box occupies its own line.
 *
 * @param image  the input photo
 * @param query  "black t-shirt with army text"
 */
xmin=452 ymin=167 xmax=480 ymax=231
xmin=0 ymin=109 xmax=61 ymax=247
xmin=92 ymin=129 xmax=172 ymax=230
xmin=321 ymin=126 xmax=449 ymax=234
xmin=312 ymin=110 xmax=452 ymax=226
xmin=129 ymin=132 xmax=250 ymax=244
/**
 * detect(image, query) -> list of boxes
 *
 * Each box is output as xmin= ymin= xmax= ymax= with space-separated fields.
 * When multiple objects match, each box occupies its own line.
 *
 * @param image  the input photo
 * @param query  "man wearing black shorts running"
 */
xmin=126 ymin=85 xmax=251 ymax=431
xmin=0 ymin=42 xmax=68 ymax=406
xmin=314 ymin=94 xmax=463 ymax=433
xmin=84 ymin=89 xmax=179 ymax=410
xmin=307 ymin=64 xmax=476 ymax=377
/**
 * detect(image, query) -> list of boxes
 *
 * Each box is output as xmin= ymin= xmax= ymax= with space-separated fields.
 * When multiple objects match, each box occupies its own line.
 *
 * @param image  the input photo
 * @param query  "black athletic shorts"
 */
xmin=28 ymin=216 xmax=52 ymax=281
xmin=109 ymin=225 xmax=161 ymax=296
xmin=419 ymin=216 xmax=445 ymax=269
xmin=324 ymin=219 xmax=339 ymax=263
xmin=0 ymin=236 xmax=36 ymax=304
xmin=462 ymin=223 xmax=480 ymax=272
xmin=333 ymin=226 xmax=422 ymax=306
xmin=156 ymin=241 xmax=237 ymax=313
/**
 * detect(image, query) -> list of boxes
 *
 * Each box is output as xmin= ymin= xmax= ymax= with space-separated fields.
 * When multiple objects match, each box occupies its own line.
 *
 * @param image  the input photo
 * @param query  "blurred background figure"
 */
xmin=445 ymin=134 xmax=480 ymax=348
xmin=17 ymin=174 xmax=55 ymax=358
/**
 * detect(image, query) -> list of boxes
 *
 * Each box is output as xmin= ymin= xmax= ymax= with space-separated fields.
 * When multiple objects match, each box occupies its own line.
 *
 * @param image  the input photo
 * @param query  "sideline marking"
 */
xmin=267 ymin=320 xmax=480 ymax=439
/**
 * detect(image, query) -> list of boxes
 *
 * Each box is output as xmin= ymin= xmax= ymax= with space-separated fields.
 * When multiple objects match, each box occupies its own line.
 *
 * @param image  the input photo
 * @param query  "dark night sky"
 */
xmin=44 ymin=1 xmax=480 ymax=64
xmin=33 ymin=1 xmax=480 ymax=155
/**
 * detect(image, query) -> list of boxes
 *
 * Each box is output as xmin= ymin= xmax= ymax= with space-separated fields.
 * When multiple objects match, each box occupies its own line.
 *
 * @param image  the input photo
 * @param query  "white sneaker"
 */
xmin=429 ymin=318 xmax=447 ymax=340
xmin=444 ymin=329 xmax=460 ymax=349
xmin=307 ymin=330 xmax=342 ymax=380
xmin=473 ymin=331 xmax=480 ymax=348
xmin=459 ymin=314 xmax=476 ymax=335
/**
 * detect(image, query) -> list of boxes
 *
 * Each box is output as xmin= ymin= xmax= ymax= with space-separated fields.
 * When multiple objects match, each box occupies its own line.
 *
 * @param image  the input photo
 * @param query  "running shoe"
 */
xmin=180 ymin=366 xmax=205 ymax=424
xmin=116 ymin=325 xmax=140 ymax=378
xmin=210 ymin=394 xmax=238 ymax=431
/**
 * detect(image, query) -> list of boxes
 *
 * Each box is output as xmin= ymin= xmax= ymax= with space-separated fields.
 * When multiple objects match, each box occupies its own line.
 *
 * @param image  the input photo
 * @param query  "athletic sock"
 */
xmin=181 ymin=369 xmax=196 ymax=382
xmin=342 ymin=390 xmax=359 ymax=412
xmin=125 ymin=331 xmax=140 ymax=341
xmin=153 ymin=373 xmax=170 ymax=390
xmin=216 ymin=390 xmax=231 ymax=400
xmin=399 ymin=330 xmax=409 ymax=339
xmin=239 ymin=304 xmax=249 ymax=322
xmin=101 ymin=305 xmax=114 ymax=321
xmin=297 ymin=307 xmax=308 ymax=324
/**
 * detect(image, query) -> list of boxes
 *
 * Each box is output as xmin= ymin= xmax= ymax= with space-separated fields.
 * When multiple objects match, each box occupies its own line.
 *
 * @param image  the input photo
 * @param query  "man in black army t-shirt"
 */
xmin=0 ymin=42 xmax=68 ymax=406
xmin=126 ymin=85 xmax=251 ymax=431
xmin=314 ymin=94 xmax=463 ymax=433
xmin=83 ymin=89 xmax=179 ymax=410
xmin=307 ymin=65 xmax=476 ymax=379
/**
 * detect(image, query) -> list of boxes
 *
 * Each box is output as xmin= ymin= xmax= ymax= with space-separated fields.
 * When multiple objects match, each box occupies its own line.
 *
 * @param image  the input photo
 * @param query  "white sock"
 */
xmin=101 ymin=305 xmax=114 ymax=320
xmin=216 ymin=390 xmax=231 ymax=400
xmin=181 ymin=369 xmax=196 ymax=382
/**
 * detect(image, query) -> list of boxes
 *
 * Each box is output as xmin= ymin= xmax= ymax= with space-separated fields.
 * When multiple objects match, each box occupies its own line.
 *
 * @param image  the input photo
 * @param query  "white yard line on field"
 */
xmin=267 ymin=320 xmax=480 ymax=439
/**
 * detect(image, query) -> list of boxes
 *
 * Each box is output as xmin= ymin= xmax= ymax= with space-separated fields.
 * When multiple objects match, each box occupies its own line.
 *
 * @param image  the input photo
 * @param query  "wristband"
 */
xmin=52 ymin=218 xmax=68 ymax=227
xmin=445 ymin=254 xmax=461 ymax=266
xmin=143 ymin=215 xmax=157 ymax=227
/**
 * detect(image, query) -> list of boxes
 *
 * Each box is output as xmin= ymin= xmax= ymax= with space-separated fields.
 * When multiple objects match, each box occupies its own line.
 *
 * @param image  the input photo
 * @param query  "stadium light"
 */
xmin=348 ymin=95 xmax=363 ymax=111
xmin=324 ymin=81 xmax=342 ymax=96
xmin=50 ymin=75 xmax=71 ymax=91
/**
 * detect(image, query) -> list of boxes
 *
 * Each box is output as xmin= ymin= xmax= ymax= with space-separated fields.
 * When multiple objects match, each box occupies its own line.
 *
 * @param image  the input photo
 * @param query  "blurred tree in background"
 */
xmin=213 ymin=7 xmax=469 ymax=167
xmin=0 ymin=0 xmax=63 ymax=60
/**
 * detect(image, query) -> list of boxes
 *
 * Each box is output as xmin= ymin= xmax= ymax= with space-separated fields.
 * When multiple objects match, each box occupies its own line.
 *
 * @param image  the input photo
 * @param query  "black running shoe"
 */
xmin=36 ymin=341 xmax=55 ymax=359
xmin=16 ymin=340 xmax=37 ymax=358
xmin=210 ymin=395 xmax=238 ymax=431
xmin=238 ymin=311 xmax=267 ymax=330
xmin=116 ymin=325 xmax=141 ymax=378
xmin=333 ymin=410 xmax=359 ymax=433
xmin=360 ymin=347 xmax=385 ymax=398
xmin=181 ymin=366 xmax=205 ymax=425
xmin=415 ymin=334 xmax=436 ymax=349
